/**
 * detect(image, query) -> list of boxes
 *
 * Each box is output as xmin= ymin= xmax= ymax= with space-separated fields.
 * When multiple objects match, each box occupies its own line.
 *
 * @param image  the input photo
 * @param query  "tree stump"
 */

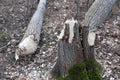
xmin=58 ymin=18 xmax=84 ymax=77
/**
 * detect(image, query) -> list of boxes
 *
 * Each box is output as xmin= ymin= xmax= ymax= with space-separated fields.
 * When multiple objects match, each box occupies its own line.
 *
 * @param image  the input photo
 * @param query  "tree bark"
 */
xmin=82 ymin=0 xmax=117 ymax=29
xmin=82 ymin=0 xmax=117 ymax=58
xmin=45 ymin=19 xmax=84 ymax=80
xmin=58 ymin=19 xmax=84 ymax=77
xmin=23 ymin=0 xmax=46 ymax=42
xmin=15 ymin=0 xmax=46 ymax=60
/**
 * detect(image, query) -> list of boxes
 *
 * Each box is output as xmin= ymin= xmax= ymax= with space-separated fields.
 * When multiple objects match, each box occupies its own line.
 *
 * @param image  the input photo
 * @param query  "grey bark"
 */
xmin=82 ymin=0 xmax=117 ymax=58
xmin=45 ymin=20 xmax=84 ymax=80
xmin=82 ymin=0 xmax=117 ymax=29
xmin=23 ymin=0 xmax=46 ymax=42
xmin=58 ymin=21 xmax=84 ymax=77
xmin=14 ymin=0 xmax=46 ymax=60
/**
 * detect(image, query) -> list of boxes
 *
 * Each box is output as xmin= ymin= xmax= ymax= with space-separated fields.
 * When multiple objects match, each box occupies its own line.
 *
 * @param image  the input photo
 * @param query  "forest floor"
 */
xmin=0 ymin=0 xmax=120 ymax=80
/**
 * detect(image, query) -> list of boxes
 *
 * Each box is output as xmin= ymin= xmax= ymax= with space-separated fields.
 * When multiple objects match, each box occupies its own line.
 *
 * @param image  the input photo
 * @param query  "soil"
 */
xmin=0 ymin=0 xmax=120 ymax=80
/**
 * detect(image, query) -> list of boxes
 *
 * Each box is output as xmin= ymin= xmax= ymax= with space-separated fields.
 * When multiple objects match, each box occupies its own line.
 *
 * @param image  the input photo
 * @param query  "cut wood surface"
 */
xmin=15 ymin=0 xmax=46 ymax=60
xmin=58 ymin=18 xmax=84 ymax=77
xmin=42 ymin=19 xmax=84 ymax=80
xmin=82 ymin=0 xmax=117 ymax=58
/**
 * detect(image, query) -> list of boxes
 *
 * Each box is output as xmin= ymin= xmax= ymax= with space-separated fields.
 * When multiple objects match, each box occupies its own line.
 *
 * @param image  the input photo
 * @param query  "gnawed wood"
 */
xmin=15 ymin=0 xmax=46 ymax=60
xmin=82 ymin=26 xmax=95 ymax=58
xmin=15 ymin=35 xmax=37 ymax=60
xmin=58 ymin=18 xmax=78 ymax=43
xmin=82 ymin=0 xmax=118 ymax=58
xmin=88 ymin=31 xmax=96 ymax=46
xmin=58 ymin=18 xmax=84 ymax=77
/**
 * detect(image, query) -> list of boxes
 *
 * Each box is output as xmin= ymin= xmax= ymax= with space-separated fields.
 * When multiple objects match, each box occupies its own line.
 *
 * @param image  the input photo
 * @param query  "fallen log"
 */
xmin=15 ymin=0 xmax=47 ymax=60
xmin=82 ymin=0 xmax=118 ymax=58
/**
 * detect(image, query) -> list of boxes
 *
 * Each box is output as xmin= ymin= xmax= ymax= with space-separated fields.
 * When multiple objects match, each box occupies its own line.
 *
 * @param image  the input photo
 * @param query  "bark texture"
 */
xmin=58 ymin=19 xmax=84 ymax=77
xmin=23 ymin=0 xmax=46 ymax=42
xmin=15 ymin=0 xmax=46 ymax=59
xmin=82 ymin=0 xmax=117 ymax=58
xmin=83 ymin=0 xmax=117 ymax=29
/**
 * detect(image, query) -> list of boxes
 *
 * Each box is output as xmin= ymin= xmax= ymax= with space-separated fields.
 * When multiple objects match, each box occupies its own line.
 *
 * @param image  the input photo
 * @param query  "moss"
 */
xmin=58 ymin=58 xmax=102 ymax=80
xmin=58 ymin=75 xmax=64 ymax=80
xmin=67 ymin=63 xmax=89 ymax=80
xmin=85 ymin=58 xmax=102 ymax=80
xmin=58 ymin=63 xmax=89 ymax=80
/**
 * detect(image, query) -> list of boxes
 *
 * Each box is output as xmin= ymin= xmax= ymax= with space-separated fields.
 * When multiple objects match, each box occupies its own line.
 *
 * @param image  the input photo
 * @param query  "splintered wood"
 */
xmin=15 ymin=0 xmax=46 ymax=60
xmin=58 ymin=18 xmax=78 ymax=43
xmin=58 ymin=18 xmax=84 ymax=77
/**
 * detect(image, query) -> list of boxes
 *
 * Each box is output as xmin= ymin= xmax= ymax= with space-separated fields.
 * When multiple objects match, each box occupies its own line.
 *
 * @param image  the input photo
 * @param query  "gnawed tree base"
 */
xmin=81 ymin=0 xmax=117 ymax=59
xmin=58 ymin=18 xmax=84 ymax=77
xmin=82 ymin=26 xmax=95 ymax=59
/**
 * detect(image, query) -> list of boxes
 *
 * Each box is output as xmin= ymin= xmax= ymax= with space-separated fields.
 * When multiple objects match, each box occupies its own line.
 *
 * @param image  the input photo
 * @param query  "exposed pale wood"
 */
xmin=82 ymin=26 xmax=95 ymax=58
xmin=47 ymin=19 xmax=84 ymax=80
xmin=15 ymin=0 xmax=46 ymax=60
xmin=58 ymin=19 xmax=84 ymax=77
xmin=82 ymin=0 xmax=117 ymax=58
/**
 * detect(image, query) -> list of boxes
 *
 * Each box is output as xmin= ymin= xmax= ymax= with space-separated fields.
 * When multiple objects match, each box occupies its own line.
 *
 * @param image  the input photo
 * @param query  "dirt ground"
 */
xmin=0 ymin=0 xmax=120 ymax=80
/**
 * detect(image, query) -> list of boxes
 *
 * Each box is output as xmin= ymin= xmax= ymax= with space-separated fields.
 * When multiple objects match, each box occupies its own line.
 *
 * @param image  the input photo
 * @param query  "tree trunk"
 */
xmin=44 ymin=19 xmax=84 ymax=80
xmin=23 ymin=0 xmax=46 ymax=42
xmin=58 ymin=19 xmax=84 ymax=77
xmin=82 ymin=0 xmax=117 ymax=58
xmin=83 ymin=0 xmax=117 ymax=29
xmin=15 ymin=0 xmax=46 ymax=60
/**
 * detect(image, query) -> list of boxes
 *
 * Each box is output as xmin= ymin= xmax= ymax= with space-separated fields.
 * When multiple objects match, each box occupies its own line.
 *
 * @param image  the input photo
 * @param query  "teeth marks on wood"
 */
xmin=58 ymin=18 xmax=84 ymax=77
xmin=88 ymin=31 xmax=96 ymax=46
xmin=58 ymin=18 xmax=78 ymax=43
